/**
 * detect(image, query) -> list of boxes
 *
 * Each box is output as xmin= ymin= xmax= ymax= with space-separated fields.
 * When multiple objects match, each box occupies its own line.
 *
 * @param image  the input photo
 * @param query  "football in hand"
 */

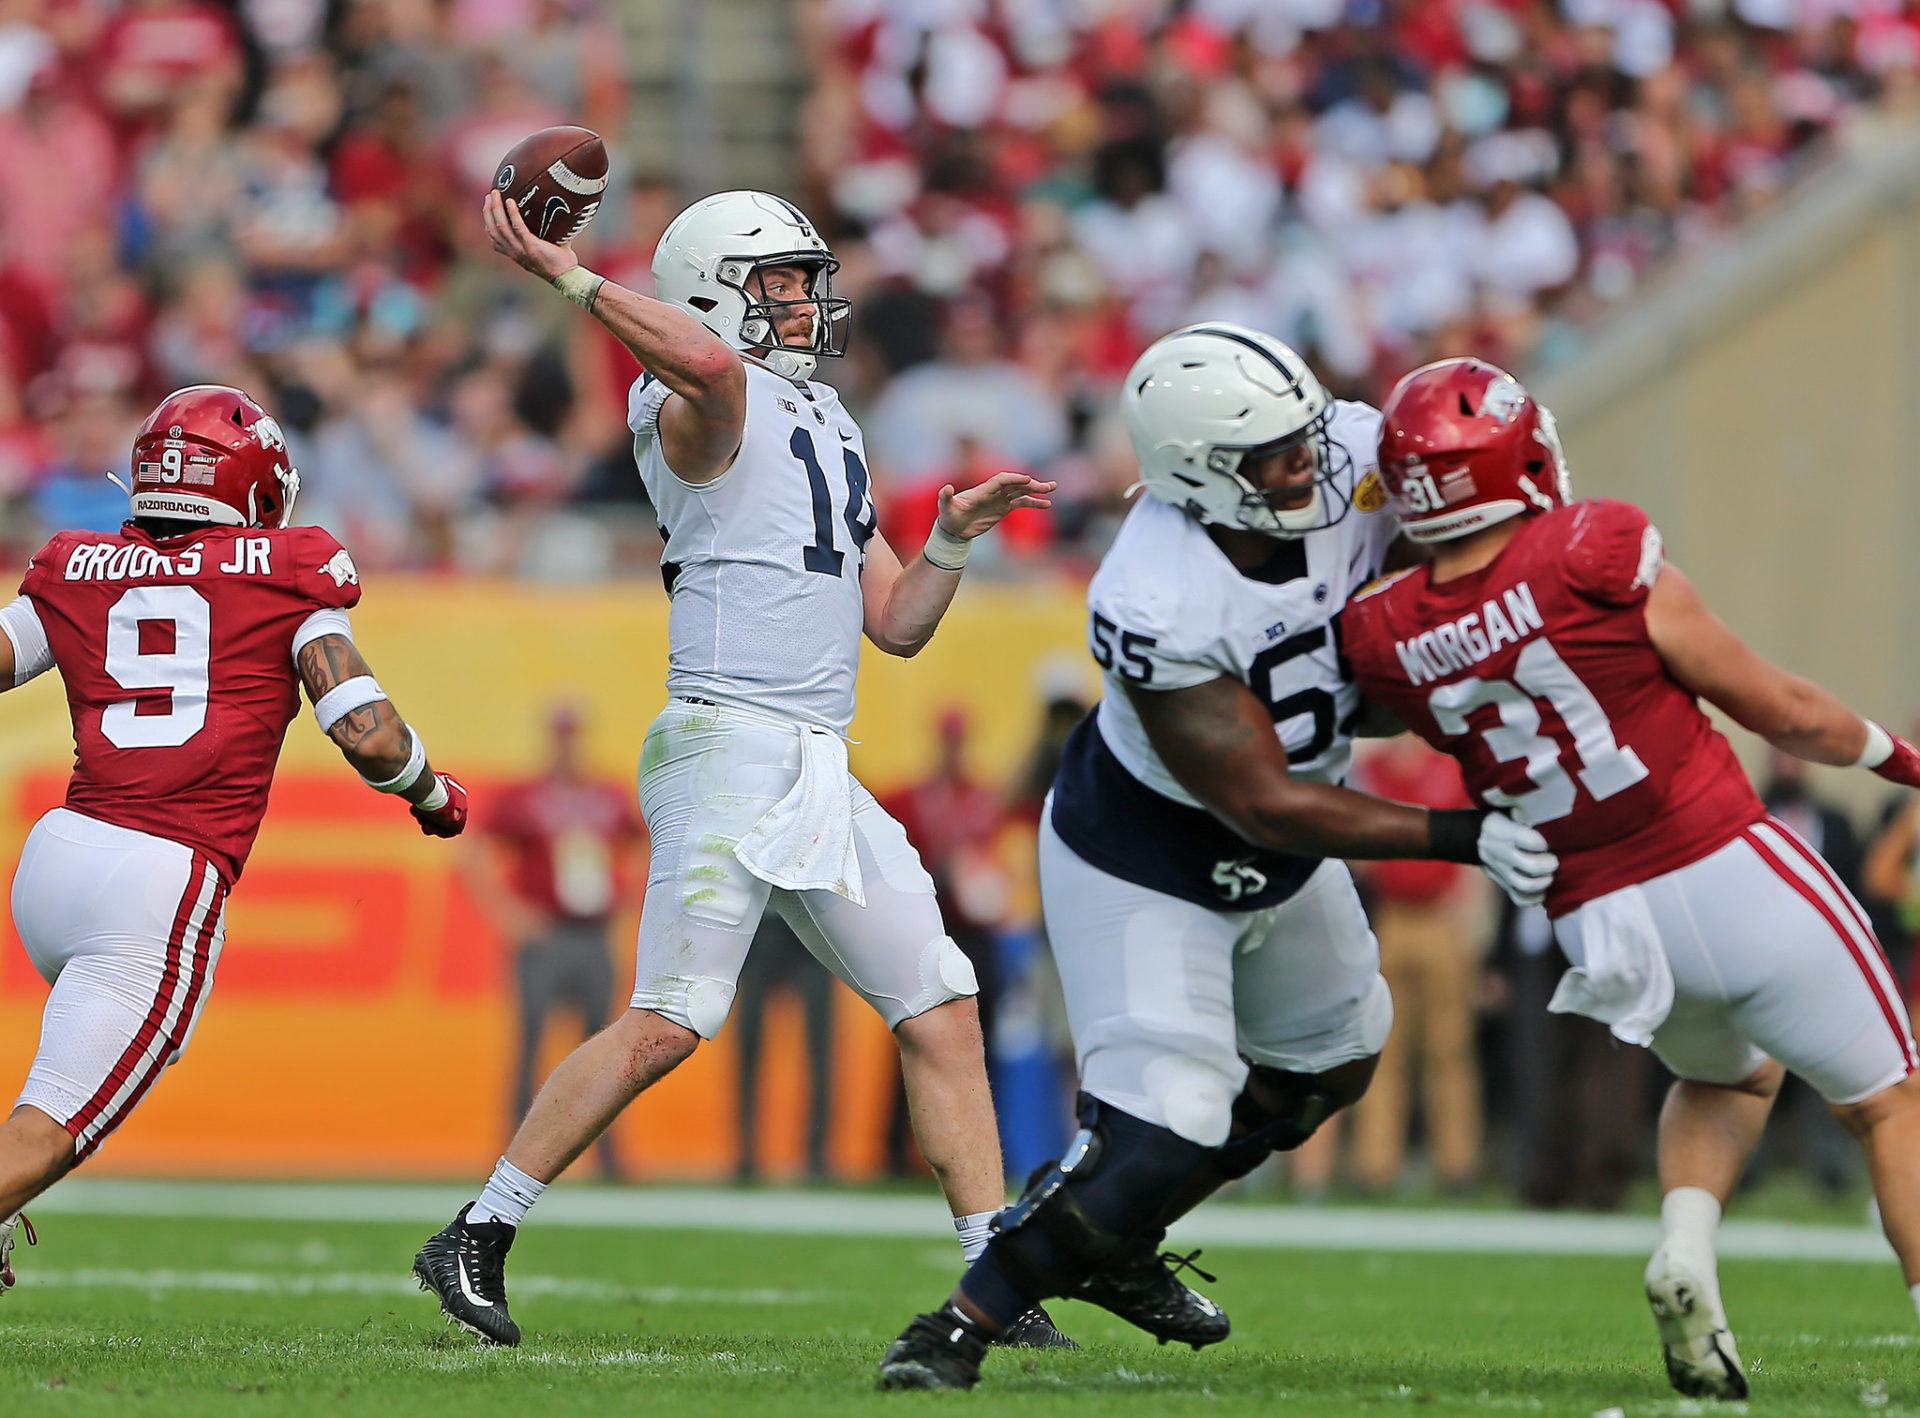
xmin=492 ymin=126 xmax=609 ymax=246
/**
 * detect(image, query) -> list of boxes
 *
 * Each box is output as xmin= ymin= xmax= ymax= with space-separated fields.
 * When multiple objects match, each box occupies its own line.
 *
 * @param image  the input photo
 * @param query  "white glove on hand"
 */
xmin=1477 ymin=813 xmax=1557 ymax=908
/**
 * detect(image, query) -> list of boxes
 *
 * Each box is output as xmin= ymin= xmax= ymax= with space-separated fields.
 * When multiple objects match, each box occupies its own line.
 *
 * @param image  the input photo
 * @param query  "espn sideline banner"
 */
xmin=0 ymin=576 xmax=1092 ymax=1180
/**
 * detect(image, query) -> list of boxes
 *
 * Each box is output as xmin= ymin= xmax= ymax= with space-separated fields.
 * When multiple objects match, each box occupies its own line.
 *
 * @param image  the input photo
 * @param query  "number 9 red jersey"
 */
xmin=20 ymin=522 xmax=363 ymax=885
xmin=1342 ymin=499 xmax=1765 ymax=917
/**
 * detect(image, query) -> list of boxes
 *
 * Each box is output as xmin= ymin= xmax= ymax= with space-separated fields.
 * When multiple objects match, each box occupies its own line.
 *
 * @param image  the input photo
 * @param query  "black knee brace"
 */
xmin=959 ymin=1097 xmax=1213 ymax=1326
xmin=1214 ymin=1066 xmax=1340 ymax=1180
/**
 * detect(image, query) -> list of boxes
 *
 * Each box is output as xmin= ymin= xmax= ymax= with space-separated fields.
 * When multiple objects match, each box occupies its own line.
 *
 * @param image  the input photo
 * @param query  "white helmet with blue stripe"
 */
xmin=651 ymin=190 xmax=850 ymax=383
xmin=1121 ymin=323 xmax=1351 ymax=538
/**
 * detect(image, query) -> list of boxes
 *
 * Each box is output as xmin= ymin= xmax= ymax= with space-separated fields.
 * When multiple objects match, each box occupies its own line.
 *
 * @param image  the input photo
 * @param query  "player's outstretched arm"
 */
xmin=483 ymin=190 xmax=744 ymax=482
xmin=297 ymin=633 xmax=469 ymax=837
xmin=1127 ymin=675 xmax=1553 ymax=906
xmin=861 ymin=473 xmax=1055 ymax=657
xmin=0 ymin=594 xmax=54 ymax=694
xmin=1646 ymin=564 xmax=1920 ymax=784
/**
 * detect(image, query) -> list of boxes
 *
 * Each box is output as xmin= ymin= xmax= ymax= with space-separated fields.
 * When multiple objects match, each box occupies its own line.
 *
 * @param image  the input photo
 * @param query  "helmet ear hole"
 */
xmin=1458 ymin=393 xmax=1474 ymax=417
xmin=689 ymin=296 xmax=718 ymax=312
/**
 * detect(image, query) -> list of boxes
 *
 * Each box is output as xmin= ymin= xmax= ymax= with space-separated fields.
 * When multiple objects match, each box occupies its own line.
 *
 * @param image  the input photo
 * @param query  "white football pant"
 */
xmin=1555 ymin=817 xmax=1915 ymax=1105
xmin=11 ymin=808 xmax=228 ymax=1161
xmin=630 ymin=699 xmax=976 ymax=1038
xmin=1039 ymin=813 xmax=1392 ymax=1147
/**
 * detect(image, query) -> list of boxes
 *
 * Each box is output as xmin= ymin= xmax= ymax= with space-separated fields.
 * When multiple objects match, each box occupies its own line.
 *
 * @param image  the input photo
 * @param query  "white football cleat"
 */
xmin=0 ymin=1213 xmax=36 ymax=1295
xmin=1645 ymin=1242 xmax=1747 ymax=1400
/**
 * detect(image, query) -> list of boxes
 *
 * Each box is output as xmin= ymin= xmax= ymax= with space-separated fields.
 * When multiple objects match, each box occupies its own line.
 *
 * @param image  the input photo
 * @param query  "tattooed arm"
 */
xmin=296 ymin=634 xmax=448 ymax=811
xmin=1125 ymin=675 xmax=1452 ymax=861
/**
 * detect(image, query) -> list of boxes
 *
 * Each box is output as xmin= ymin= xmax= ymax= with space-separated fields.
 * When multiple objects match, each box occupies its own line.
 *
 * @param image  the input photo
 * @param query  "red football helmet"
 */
xmin=1376 ymin=358 xmax=1571 ymax=543
xmin=127 ymin=385 xmax=300 ymax=529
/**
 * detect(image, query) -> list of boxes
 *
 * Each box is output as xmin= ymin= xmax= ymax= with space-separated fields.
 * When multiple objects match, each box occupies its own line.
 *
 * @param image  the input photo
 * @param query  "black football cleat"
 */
xmin=995 ymin=1304 xmax=1079 ymax=1349
xmin=1074 ymin=1243 xmax=1231 ymax=1349
xmin=412 ymin=1204 xmax=521 ymax=1346
xmin=877 ymin=1306 xmax=991 ymax=1391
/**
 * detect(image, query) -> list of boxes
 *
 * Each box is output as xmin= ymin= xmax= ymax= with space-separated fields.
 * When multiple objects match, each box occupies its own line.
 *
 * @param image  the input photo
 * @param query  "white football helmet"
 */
xmin=1121 ymin=323 xmax=1351 ymax=537
xmin=652 ymin=190 xmax=850 ymax=383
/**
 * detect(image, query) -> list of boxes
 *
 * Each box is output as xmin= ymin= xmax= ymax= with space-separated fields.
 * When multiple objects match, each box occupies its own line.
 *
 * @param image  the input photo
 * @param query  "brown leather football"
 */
xmin=492 ymin=126 xmax=609 ymax=246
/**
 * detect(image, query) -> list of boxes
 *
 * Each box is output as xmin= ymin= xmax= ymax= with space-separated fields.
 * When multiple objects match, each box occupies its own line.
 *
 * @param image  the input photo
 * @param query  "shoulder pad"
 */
xmin=290 ymin=527 xmax=363 ymax=610
xmin=20 ymin=533 xmax=66 ymax=586
xmin=627 ymin=371 xmax=671 ymax=438
xmin=1563 ymin=499 xmax=1661 ymax=608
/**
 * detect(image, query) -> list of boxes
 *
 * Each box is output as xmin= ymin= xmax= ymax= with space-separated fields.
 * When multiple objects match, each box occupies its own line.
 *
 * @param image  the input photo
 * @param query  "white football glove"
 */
xmin=1477 ymin=813 xmax=1557 ymax=908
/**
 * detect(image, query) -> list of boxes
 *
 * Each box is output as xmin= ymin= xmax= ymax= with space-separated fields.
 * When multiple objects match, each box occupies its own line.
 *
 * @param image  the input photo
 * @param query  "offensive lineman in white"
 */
xmin=879 ymin=325 xmax=1556 ymax=1389
xmin=413 ymin=189 xmax=1059 ymax=1347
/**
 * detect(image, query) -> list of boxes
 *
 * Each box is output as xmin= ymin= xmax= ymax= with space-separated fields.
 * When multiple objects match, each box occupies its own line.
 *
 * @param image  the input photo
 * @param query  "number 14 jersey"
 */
xmin=630 ymin=362 xmax=878 ymax=735
xmin=1342 ymin=498 xmax=1764 ymax=917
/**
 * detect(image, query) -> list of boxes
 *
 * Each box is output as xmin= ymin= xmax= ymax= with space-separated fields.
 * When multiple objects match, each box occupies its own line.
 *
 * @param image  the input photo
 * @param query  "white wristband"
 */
xmin=313 ymin=676 xmax=385 ymax=734
xmin=1856 ymin=720 xmax=1894 ymax=770
xmin=923 ymin=522 xmax=971 ymax=572
xmin=552 ymin=265 xmax=606 ymax=313
xmin=415 ymin=777 xmax=449 ymax=812
xmin=363 ymin=726 xmax=427 ymax=794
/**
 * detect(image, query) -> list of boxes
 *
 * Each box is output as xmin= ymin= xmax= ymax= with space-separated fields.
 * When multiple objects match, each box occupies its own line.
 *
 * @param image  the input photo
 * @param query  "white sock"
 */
xmin=1659 ymin=1186 xmax=1723 ymax=1255
xmin=470 ymin=1156 xmax=546 ymax=1227
xmin=955 ymin=1210 xmax=997 ymax=1264
xmin=1910 ymin=1282 xmax=1920 ymax=1325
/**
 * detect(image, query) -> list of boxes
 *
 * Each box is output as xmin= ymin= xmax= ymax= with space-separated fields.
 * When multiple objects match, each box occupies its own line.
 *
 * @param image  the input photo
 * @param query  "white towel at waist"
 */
xmin=1547 ymin=883 xmax=1674 ymax=1046
xmin=733 ymin=722 xmax=866 ymax=905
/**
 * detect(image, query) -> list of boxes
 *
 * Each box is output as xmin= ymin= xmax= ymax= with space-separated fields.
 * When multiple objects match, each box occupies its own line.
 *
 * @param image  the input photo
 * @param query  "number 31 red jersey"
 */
xmin=1342 ymin=499 xmax=1764 ymax=916
xmin=21 ymin=523 xmax=362 ymax=884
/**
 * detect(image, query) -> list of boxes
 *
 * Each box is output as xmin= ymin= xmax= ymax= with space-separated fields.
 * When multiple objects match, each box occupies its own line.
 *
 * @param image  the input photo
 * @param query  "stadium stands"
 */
xmin=0 ymin=0 xmax=1905 ymax=574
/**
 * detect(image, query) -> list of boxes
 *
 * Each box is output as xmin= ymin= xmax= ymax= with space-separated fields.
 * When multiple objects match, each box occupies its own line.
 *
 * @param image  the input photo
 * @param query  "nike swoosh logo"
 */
xmin=456 ymin=1255 xmax=495 ymax=1309
xmin=839 ymin=430 xmax=855 ymax=442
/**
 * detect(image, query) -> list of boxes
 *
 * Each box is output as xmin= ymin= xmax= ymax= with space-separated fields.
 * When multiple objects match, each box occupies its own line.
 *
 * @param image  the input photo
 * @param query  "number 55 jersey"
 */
xmin=1049 ymin=400 xmax=1399 ymax=911
xmin=1342 ymin=498 xmax=1764 ymax=919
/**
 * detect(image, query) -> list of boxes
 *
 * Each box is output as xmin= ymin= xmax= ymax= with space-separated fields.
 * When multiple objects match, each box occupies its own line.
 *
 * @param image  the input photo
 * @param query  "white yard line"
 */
xmin=24 ymin=1179 xmax=1898 ymax=1265
xmin=16 ymin=1268 xmax=820 ymax=1304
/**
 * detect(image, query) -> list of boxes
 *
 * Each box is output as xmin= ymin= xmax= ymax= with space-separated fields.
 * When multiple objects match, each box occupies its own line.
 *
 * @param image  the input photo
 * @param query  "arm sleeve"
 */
xmin=0 ymin=595 xmax=53 ymax=687
xmin=1563 ymin=499 xmax=1663 ymax=609
xmin=291 ymin=607 xmax=355 ymax=666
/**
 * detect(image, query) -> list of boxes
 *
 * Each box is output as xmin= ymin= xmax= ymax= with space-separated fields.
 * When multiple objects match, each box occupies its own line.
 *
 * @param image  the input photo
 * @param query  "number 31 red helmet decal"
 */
xmin=1376 ymin=358 xmax=1572 ymax=544
xmin=128 ymin=385 xmax=301 ymax=529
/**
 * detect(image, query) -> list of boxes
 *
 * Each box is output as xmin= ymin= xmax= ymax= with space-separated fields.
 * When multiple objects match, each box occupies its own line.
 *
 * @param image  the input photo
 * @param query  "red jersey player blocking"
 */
xmin=1342 ymin=358 xmax=1920 ymax=1402
xmin=0 ymin=385 xmax=468 ymax=1292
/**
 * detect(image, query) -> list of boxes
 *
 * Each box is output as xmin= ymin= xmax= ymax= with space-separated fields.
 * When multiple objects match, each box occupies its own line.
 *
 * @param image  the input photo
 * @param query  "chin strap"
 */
xmin=762 ymin=347 xmax=818 ymax=383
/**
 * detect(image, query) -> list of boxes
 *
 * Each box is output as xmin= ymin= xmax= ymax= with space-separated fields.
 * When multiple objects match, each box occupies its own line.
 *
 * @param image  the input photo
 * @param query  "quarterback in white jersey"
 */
xmin=878 ymin=325 xmax=1557 ymax=1390
xmin=413 ymin=187 xmax=1058 ymax=1350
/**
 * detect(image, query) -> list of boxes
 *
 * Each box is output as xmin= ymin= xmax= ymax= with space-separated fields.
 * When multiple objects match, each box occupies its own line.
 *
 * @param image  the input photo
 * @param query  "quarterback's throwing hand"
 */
xmin=411 ymin=773 xmax=470 ymax=838
xmin=937 ymin=472 xmax=1057 ymax=540
xmin=482 ymin=189 xmax=577 ymax=283
xmin=1476 ymin=812 xmax=1557 ymax=908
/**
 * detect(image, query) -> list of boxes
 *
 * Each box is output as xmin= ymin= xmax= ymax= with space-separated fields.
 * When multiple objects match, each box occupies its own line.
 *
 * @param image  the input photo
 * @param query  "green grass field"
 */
xmin=2 ymin=1205 xmax=1916 ymax=1417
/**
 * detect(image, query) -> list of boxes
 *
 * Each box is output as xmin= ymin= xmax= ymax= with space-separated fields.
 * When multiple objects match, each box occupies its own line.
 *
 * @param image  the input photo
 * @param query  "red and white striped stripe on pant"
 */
xmin=1553 ymin=815 xmax=1915 ymax=1106
xmin=11 ymin=808 xmax=228 ymax=1160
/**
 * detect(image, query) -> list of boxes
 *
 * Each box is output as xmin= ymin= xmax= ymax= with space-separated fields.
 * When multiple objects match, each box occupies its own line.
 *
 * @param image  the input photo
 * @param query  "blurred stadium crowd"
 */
xmin=0 ymin=0 xmax=1915 ymax=576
